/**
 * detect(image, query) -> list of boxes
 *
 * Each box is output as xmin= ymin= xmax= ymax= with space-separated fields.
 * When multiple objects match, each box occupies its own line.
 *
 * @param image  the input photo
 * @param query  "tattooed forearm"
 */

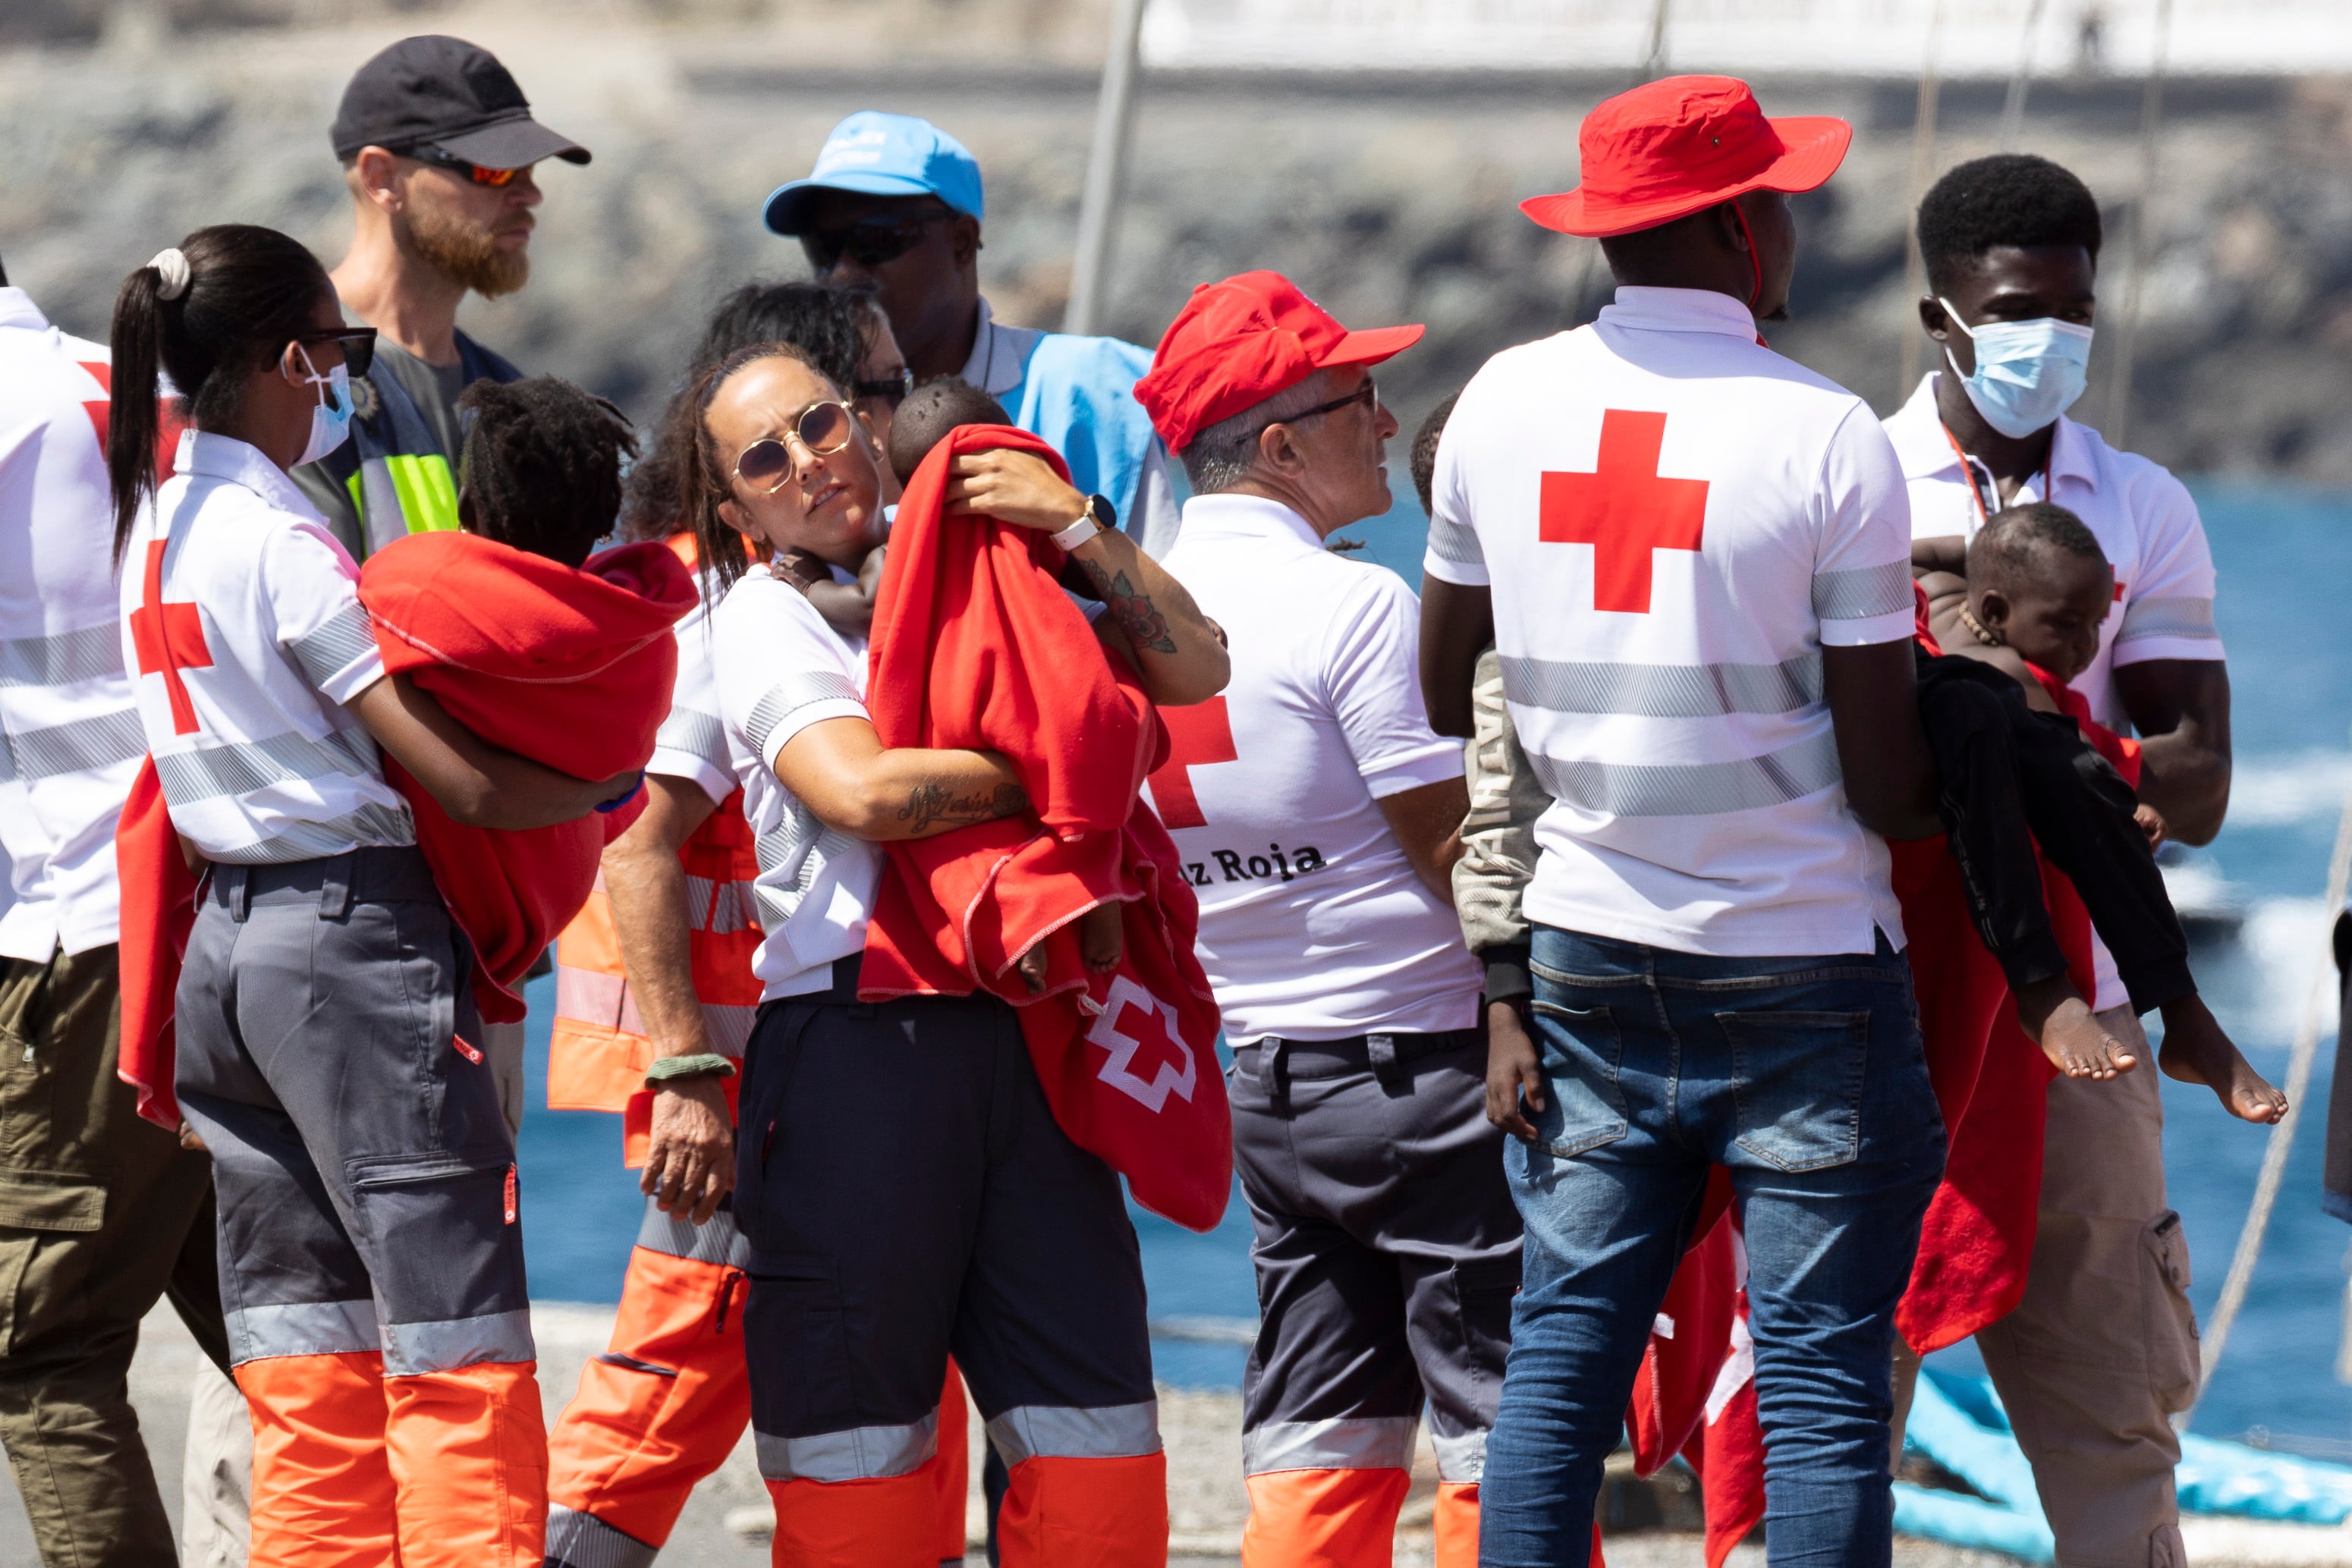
xmin=897 ymin=779 xmax=1030 ymax=834
xmin=1077 ymin=561 xmax=1178 ymax=655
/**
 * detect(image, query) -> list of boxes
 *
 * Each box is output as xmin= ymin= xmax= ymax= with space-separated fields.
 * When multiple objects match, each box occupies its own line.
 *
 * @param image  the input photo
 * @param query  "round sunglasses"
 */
xmin=731 ymin=401 xmax=860 ymax=494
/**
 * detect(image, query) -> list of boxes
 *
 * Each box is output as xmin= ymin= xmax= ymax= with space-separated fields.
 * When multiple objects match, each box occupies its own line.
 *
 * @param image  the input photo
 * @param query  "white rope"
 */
xmin=1895 ymin=0 xmax=1946 ymax=401
xmin=1997 ymin=0 xmax=2049 ymax=149
xmin=1558 ymin=0 xmax=1675 ymax=334
xmin=2188 ymin=731 xmax=2352 ymax=1422
xmin=2105 ymin=0 xmax=2174 ymax=449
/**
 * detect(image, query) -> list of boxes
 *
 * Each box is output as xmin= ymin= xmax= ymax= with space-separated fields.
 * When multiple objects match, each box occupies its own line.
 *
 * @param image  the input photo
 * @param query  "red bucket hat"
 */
xmin=1135 ymin=271 xmax=1423 ymax=454
xmin=1522 ymin=75 xmax=1851 ymax=239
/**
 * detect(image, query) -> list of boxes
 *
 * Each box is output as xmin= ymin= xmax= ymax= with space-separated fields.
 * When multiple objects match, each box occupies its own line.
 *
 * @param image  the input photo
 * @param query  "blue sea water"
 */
xmin=516 ymin=476 xmax=2352 ymax=1445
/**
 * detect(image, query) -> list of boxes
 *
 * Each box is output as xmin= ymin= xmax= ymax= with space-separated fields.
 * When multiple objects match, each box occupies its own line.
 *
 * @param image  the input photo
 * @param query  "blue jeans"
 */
xmin=1480 ymin=925 xmax=1946 ymax=1568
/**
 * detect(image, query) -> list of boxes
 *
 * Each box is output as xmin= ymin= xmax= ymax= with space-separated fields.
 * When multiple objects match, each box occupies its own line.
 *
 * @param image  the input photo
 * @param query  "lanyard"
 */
xmin=1941 ymin=423 xmax=2052 ymax=533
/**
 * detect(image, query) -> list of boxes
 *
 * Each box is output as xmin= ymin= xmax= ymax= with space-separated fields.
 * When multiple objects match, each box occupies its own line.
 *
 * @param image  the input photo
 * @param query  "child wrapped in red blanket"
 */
xmin=856 ymin=388 xmax=1234 ymax=1232
xmin=119 ymin=378 xmax=693 ymax=1126
xmin=1914 ymin=501 xmax=2281 ymax=1122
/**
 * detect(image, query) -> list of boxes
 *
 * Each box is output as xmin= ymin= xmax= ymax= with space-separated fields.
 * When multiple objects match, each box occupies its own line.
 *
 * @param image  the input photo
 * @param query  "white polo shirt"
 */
xmin=1885 ymin=372 xmax=2227 ymax=1009
xmin=118 ymin=431 xmax=411 ymax=864
xmin=1426 ymin=287 xmax=1917 ymax=958
xmin=648 ymin=580 xmax=732 ymax=807
xmin=1155 ymin=494 xmax=1479 ymax=1045
xmin=0 ymin=288 xmax=145 ymax=959
xmin=709 ymin=564 xmax=882 ymax=1000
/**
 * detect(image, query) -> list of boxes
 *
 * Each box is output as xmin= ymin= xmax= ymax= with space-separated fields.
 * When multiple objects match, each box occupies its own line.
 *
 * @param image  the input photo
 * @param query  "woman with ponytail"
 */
xmin=107 ymin=224 xmax=630 ymax=1564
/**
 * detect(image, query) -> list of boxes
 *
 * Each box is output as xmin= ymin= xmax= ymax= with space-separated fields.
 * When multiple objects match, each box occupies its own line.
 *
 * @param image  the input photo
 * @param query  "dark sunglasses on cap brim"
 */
xmin=800 ymin=211 xmax=954 ymax=273
xmin=732 ymin=401 xmax=860 ymax=493
xmin=404 ymin=145 xmax=526 ymax=187
xmin=294 ymin=327 xmax=377 ymax=381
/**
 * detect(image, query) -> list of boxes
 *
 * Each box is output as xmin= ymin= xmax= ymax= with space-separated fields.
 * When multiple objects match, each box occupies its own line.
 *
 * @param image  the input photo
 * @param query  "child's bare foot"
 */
xmin=1077 ymin=903 xmax=1124 ymax=973
xmin=2157 ymin=995 xmax=2288 ymax=1123
xmin=2014 ymin=976 xmax=2138 ymax=1079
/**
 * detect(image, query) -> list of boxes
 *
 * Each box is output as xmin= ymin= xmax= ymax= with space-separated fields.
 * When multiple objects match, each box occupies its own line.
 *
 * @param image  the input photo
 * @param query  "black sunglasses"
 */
xmin=403 ymin=145 xmax=526 ymax=187
xmin=732 ymin=401 xmax=860 ymax=493
xmin=851 ymin=366 xmax=914 ymax=408
xmin=801 ymin=211 xmax=954 ymax=274
xmin=294 ymin=326 xmax=377 ymax=381
xmin=1262 ymin=379 xmax=1377 ymax=435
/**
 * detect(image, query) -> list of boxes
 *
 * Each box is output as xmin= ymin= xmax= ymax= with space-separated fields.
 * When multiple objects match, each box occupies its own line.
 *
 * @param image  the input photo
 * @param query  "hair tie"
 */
xmin=148 ymin=247 xmax=190 ymax=302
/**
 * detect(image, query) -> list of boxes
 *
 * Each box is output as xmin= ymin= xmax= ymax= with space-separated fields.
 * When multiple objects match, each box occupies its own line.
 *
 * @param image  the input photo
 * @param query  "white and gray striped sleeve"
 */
xmin=268 ymin=526 xmax=383 ymax=703
xmin=2112 ymin=470 xmax=2224 ymax=665
xmin=1812 ymin=407 xmax=1919 ymax=647
xmin=714 ymin=580 xmax=870 ymax=775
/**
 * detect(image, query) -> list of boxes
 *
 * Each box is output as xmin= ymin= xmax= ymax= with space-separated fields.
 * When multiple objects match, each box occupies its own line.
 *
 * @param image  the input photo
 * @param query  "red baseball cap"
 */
xmin=1521 ymin=75 xmax=1850 ymax=239
xmin=1135 ymin=271 xmax=1423 ymax=454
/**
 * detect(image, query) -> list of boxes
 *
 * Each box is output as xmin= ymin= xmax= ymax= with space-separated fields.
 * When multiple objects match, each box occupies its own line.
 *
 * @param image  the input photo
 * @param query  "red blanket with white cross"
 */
xmin=856 ymin=424 xmax=1231 ymax=1232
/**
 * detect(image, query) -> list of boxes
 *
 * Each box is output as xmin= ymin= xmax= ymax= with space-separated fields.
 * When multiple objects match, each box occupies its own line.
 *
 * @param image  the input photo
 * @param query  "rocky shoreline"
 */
xmin=5 ymin=5 xmax=2351 ymax=487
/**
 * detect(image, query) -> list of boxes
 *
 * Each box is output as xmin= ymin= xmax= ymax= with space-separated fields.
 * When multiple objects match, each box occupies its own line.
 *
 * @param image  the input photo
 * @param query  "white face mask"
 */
xmin=1938 ymin=298 xmax=2095 ymax=440
xmin=291 ymin=344 xmax=355 ymax=467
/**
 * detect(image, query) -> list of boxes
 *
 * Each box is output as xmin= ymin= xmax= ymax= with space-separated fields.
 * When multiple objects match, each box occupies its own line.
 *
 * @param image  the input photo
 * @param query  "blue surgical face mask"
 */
xmin=1939 ymin=299 xmax=2094 ymax=440
xmin=292 ymin=344 xmax=355 ymax=467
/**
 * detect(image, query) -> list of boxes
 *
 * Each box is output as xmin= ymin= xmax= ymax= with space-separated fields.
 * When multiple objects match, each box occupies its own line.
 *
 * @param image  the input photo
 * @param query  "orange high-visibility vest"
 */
xmin=547 ymin=532 xmax=764 ymax=1165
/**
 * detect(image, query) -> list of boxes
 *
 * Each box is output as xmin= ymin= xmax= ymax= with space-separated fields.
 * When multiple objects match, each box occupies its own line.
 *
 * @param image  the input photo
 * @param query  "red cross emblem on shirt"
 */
xmin=1539 ymin=409 xmax=1711 ymax=614
xmin=1086 ymin=976 xmax=1200 ymax=1113
xmin=129 ymin=539 xmax=212 ymax=736
xmin=1144 ymin=696 xmax=1236 ymax=831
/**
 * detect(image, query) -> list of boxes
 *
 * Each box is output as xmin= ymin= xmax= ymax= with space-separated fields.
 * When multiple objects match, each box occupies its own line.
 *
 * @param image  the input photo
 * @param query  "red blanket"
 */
xmin=1630 ymin=613 xmax=2140 ymax=1563
xmin=360 ymin=533 xmax=691 ymax=1018
xmin=118 ymin=533 xmax=693 ymax=1127
xmin=857 ymin=425 xmax=1232 ymax=1232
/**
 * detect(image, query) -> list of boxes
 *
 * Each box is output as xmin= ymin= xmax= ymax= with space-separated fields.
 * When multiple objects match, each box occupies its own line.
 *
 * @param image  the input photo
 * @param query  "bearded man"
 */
xmin=295 ymin=33 xmax=590 ymax=561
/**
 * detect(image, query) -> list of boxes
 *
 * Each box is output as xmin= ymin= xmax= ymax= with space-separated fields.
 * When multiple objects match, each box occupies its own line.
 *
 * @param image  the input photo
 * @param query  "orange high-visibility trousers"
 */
xmin=1240 ymin=1467 xmax=1486 ymax=1568
xmin=235 ymin=1350 xmax=548 ymax=1568
xmin=236 ymin=1352 xmax=401 ymax=1567
xmin=1242 ymin=1466 xmax=1410 ymax=1568
xmin=996 ymin=1451 xmax=1168 ymax=1566
xmin=546 ymin=1199 xmax=971 ymax=1566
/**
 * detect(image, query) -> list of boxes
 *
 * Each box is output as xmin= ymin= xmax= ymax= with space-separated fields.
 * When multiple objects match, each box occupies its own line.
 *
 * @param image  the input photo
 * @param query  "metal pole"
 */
xmin=1641 ymin=0 xmax=1672 ymax=80
xmin=1998 ymin=0 xmax=2049 ymax=149
xmin=1064 ymin=0 xmax=1150 ymax=337
xmin=1898 ymin=0 xmax=1945 ymax=401
xmin=2105 ymin=0 xmax=2174 ymax=448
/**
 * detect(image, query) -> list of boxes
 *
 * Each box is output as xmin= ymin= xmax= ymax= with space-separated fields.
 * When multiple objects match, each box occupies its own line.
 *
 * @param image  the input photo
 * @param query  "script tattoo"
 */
xmin=1079 ymin=561 xmax=1178 ymax=655
xmin=898 ymin=779 xmax=1030 ymax=834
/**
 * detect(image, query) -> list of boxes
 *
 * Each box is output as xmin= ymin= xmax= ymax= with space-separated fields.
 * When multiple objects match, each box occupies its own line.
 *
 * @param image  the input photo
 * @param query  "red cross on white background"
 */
xmin=129 ymin=539 xmax=211 ymax=736
xmin=1145 ymin=696 xmax=1236 ymax=831
xmin=1086 ymin=976 xmax=1200 ymax=1113
xmin=1540 ymin=409 xmax=1712 ymax=614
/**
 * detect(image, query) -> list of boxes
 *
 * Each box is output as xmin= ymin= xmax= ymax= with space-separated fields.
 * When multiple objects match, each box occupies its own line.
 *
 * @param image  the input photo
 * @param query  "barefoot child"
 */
xmin=1917 ymin=502 xmax=2284 ymax=1121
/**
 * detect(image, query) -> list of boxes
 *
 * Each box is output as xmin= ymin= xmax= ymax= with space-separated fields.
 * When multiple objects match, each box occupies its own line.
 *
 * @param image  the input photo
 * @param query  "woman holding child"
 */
xmin=105 ymin=225 xmax=640 ymax=1562
xmin=673 ymin=338 xmax=1224 ymax=1564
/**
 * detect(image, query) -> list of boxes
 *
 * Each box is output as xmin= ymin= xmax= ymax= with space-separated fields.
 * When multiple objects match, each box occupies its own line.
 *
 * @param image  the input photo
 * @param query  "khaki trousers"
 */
xmin=0 ymin=944 xmax=227 ymax=1568
xmin=1968 ymin=1009 xmax=2198 ymax=1568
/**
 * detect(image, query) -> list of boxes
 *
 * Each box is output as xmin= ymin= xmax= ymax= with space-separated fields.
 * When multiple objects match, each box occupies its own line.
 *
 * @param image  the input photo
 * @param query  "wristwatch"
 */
xmin=1050 ymin=493 xmax=1117 ymax=553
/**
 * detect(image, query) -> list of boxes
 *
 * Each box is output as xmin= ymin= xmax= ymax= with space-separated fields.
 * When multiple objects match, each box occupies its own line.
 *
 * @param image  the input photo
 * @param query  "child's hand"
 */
xmin=857 ymin=544 xmax=887 ymax=595
xmin=2135 ymin=803 xmax=2167 ymax=851
xmin=1078 ymin=903 xmax=1124 ymax=974
xmin=772 ymin=546 xmax=829 ymax=593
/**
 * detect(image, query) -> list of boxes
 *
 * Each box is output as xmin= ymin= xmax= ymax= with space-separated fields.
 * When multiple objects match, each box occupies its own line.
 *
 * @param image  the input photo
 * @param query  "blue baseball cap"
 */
xmin=762 ymin=112 xmax=985 ymax=236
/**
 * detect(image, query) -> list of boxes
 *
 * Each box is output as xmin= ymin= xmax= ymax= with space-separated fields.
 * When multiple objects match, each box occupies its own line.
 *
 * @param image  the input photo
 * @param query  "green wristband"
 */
xmin=644 ymin=1054 xmax=737 ymax=1089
